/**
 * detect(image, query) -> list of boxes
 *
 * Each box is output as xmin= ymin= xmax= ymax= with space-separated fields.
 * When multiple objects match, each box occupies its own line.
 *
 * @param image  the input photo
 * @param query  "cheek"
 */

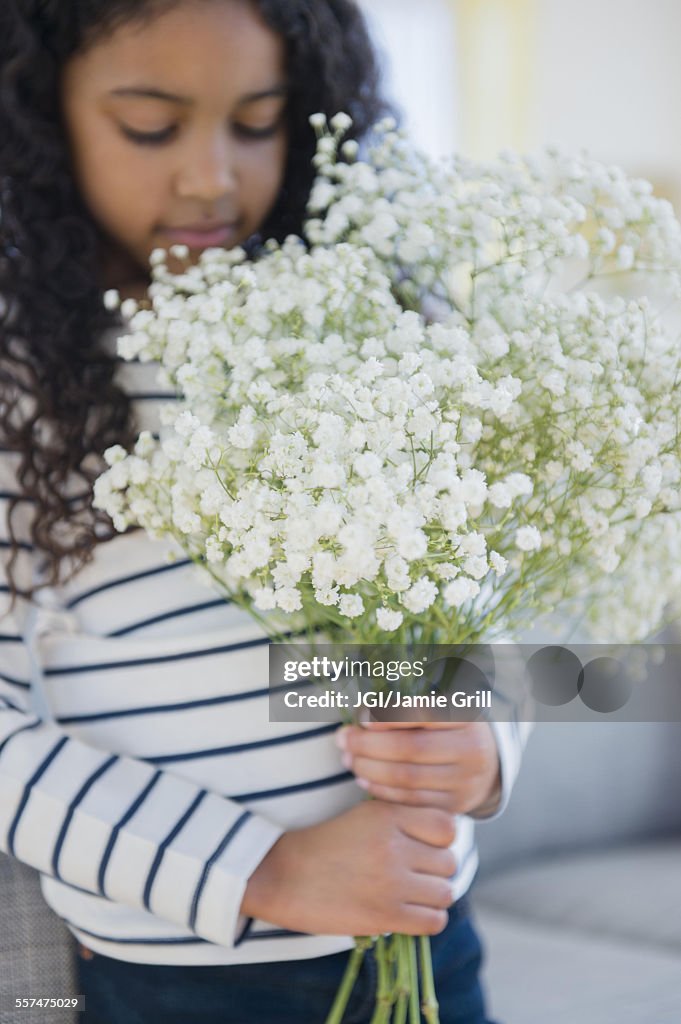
xmin=243 ymin=140 xmax=288 ymax=212
xmin=77 ymin=143 xmax=166 ymax=238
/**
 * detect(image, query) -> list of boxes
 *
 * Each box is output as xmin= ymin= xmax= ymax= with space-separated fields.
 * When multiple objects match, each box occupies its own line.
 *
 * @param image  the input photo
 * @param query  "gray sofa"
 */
xmin=0 ymin=856 xmax=77 ymax=1024
xmin=2 ymin=721 xmax=681 ymax=1024
xmin=474 ymin=721 xmax=681 ymax=1024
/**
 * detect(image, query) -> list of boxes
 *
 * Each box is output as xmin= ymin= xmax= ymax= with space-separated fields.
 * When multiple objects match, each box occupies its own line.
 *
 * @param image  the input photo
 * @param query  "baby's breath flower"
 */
xmin=339 ymin=593 xmax=364 ymax=618
xmin=443 ymin=577 xmax=480 ymax=608
xmin=276 ymin=587 xmax=303 ymax=613
xmin=254 ymin=587 xmax=277 ymax=611
xmin=516 ymin=526 xmax=542 ymax=552
xmin=401 ymin=578 xmax=438 ymax=614
xmin=120 ymin=298 xmax=139 ymax=320
xmin=490 ymin=552 xmax=508 ymax=576
xmin=94 ymin=129 xmax=681 ymax=647
xmin=616 ymin=244 xmax=635 ymax=270
xmin=315 ymin=586 xmax=340 ymax=607
xmin=330 ymin=112 xmax=353 ymax=135
xmin=341 ymin=139 xmax=359 ymax=160
xmin=104 ymin=445 xmax=128 ymax=466
xmin=488 ymin=483 xmax=512 ymax=508
xmin=376 ymin=608 xmax=404 ymax=632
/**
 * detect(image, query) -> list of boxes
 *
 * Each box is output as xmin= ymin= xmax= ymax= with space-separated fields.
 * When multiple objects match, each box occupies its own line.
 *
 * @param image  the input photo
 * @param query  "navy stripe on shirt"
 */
xmin=0 ymin=538 xmax=32 ymax=553
xmin=126 ymin=393 xmax=175 ymax=402
xmin=65 ymin=559 xmax=192 ymax=609
xmin=188 ymin=809 xmax=252 ymax=931
xmin=52 ymin=755 xmax=119 ymax=880
xmin=142 ymin=789 xmax=208 ymax=911
xmin=67 ymin=918 xmax=308 ymax=947
xmin=0 ymin=671 xmax=30 ymax=690
xmin=64 ymin=920 xmax=208 ymax=946
xmin=106 ymin=598 xmax=230 ymax=637
xmin=56 ymin=679 xmax=314 ymax=725
xmin=241 ymin=927 xmax=309 ymax=941
xmin=7 ymin=736 xmax=69 ymax=855
xmin=234 ymin=915 xmax=254 ymax=947
xmin=44 ymin=636 xmax=271 ymax=677
xmin=98 ymin=770 xmax=162 ymax=897
xmin=232 ymin=770 xmax=353 ymax=802
xmin=0 ymin=490 xmax=89 ymax=507
xmin=0 ymin=717 xmax=41 ymax=759
xmin=0 ymin=490 xmax=34 ymax=503
xmin=147 ymin=723 xmax=339 ymax=765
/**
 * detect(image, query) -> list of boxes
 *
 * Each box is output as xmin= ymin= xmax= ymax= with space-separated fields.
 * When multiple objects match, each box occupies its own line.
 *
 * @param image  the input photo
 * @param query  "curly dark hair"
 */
xmin=0 ymin=0 xmax=389 ymax=602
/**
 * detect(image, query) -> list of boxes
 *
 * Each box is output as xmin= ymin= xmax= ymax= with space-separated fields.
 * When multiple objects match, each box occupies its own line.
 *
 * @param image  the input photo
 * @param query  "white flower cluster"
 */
xmin=94 ymin=118 xmax=681 ymax=645
xmin=306 ymin=117 xmax=681 ymax=319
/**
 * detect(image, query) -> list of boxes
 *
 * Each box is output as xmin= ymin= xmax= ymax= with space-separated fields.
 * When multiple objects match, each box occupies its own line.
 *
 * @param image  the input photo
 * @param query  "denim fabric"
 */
xmin=77 ymin=896 xmax=496 ymax=1024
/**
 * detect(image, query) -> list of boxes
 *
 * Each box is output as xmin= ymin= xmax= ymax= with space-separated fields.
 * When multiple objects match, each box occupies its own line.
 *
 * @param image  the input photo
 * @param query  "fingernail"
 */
xmin=335 ymin=727 xmax=348 ymax=750
xmin=341 ymin=752 xmax=353 ymax=769
xmin=356 ymin=778 xmax=370 ymax=790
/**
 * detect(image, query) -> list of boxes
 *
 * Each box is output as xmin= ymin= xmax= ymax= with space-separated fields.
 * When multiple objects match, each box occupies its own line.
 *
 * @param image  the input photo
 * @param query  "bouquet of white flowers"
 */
xmin=95 ymin=115 xmax=681 ymax=1023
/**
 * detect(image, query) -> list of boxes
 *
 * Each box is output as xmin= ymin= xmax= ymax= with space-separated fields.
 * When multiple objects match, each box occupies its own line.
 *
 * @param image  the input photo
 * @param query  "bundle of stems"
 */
xmin=325 ymin=930 xmax=439 ymax=1024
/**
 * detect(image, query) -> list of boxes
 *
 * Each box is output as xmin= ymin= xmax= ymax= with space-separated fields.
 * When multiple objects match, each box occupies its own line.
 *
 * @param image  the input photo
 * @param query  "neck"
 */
xmin=99 ymin=240 xmax=150 ymax=302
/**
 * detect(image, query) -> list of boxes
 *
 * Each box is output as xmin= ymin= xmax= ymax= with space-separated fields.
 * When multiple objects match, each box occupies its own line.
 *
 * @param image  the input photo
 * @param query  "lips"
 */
xmin=160 ymin=221 xmax=242 ymax=249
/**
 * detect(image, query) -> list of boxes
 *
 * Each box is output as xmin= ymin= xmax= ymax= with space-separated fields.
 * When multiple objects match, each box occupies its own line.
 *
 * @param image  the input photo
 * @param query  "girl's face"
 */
xmin=61 ymin=0 xmax=288 ymax=292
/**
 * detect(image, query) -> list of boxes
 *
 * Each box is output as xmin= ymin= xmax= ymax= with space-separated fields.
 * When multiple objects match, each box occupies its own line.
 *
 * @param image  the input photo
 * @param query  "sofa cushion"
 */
xmin=0 ymin=854 xmax=77 ymax=1022
xmin=476 ymin=723 xmax=681 ymax=874
xmin=473 ymin=839 xmax=681 ymax=954
xmin=475 ymin=904 xmax=681 ymax=1024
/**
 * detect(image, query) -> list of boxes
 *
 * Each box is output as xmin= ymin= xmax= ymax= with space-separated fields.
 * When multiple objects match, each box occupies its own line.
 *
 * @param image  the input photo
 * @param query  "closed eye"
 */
xmin=119 ymin=121 xmax=282 ymax=146
xmin=234 ymin=122 xmax=282 ymax=140
xmin=120 ymin=124 xmax=177 ymax=146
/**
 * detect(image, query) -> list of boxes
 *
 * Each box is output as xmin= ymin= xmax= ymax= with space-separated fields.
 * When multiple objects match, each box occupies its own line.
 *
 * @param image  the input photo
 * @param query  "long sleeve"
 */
xmin=0 ymin=450 xmax=283 ymax=950
xmin=471 ymin=719 xmax=534 ymax=821
xmin=469 ymin=647 xmax=535 ymax=822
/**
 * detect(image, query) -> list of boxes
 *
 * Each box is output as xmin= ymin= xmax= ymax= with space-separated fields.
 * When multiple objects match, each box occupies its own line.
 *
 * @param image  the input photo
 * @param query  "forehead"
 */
xmin=64 ymin=1 xmax=286 ymax=100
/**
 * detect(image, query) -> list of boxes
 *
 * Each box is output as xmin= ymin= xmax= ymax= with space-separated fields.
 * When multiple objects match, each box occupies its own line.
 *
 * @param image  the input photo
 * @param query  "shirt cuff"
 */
xmin=468 ymin=719 xmax=533 ymax=822
xmin=191 ymin=811 xmax=284 ymax=948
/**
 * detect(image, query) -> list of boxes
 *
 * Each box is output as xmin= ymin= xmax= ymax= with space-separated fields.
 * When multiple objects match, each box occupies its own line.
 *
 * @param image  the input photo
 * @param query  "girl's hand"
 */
xmin=241 ymin=800 xmax=456 ymax=937
xmin=335 ymin=721 xmax=502 ymax=817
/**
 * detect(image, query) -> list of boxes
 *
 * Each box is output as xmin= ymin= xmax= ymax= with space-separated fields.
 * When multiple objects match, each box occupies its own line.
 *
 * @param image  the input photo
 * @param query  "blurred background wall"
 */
xmin=358 ymin=6 xmax=681 ymax=1021
xmin=361 ymin=0 xmax=681 ymax=206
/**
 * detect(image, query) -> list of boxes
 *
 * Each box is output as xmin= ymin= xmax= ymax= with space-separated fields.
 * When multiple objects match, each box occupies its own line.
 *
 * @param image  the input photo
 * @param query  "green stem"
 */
xmin=324 ymin=938 xmax=372 ymax=1024
xmin=407 ymin=936 xmax=421 ymax=1024
xmin=392 ymin=936 xmax=412 ymax=1024
xmin=369 ymin=935 xmax=395 ymax=1024
xmin=419 ymin=936 xmax=440 ymax=1024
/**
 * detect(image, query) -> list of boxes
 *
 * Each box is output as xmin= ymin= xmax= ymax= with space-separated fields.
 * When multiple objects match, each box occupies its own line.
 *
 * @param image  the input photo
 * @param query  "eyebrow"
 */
xmin=109 ymin=85 xmax=288 ymax=106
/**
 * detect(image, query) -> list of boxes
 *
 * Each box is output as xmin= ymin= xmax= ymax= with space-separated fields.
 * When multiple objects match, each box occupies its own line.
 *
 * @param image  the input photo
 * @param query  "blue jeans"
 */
xmin=77 ymin=895 xmax=496 ymax=1024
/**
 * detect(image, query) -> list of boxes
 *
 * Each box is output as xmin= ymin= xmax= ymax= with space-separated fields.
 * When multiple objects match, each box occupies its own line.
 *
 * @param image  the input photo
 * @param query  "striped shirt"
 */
xmin=0 ymin=349 xmax=528 ymax=965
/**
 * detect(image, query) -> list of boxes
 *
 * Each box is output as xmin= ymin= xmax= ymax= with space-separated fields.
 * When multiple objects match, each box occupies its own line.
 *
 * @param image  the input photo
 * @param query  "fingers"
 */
xmin=397 ymin=867 xmax=455 ymax=935
xmin=359 ymin=720 xmax=470 ymax=731
xmin=404 ymin=872 xmax=455 ymax=912
xmin=352 ymin=758 xmax=460 ymax=791
xmin=349 ymin=753 xmax=487 ymax=808
xmin=337 ymin=722 xmax=488 ymax=766
xmin=395 ymin=906 xmax=450 ymax=937
xmin=396 ymin=805 xmax=457 ymax=848
xmin=408 ymin=841 xmax=457 ymax=879
xmin=360 ymin=783 xmax=458 ymax=809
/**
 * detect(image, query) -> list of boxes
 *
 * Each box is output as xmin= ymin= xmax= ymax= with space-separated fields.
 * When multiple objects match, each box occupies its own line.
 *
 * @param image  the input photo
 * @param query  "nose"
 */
xmin=174 ymin=131 xmax=237 ymax=203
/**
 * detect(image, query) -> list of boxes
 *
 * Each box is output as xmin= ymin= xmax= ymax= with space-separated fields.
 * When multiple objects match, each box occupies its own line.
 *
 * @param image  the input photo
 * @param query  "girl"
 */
xmin=1 ymin=2 xmax=519 ymax=1021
